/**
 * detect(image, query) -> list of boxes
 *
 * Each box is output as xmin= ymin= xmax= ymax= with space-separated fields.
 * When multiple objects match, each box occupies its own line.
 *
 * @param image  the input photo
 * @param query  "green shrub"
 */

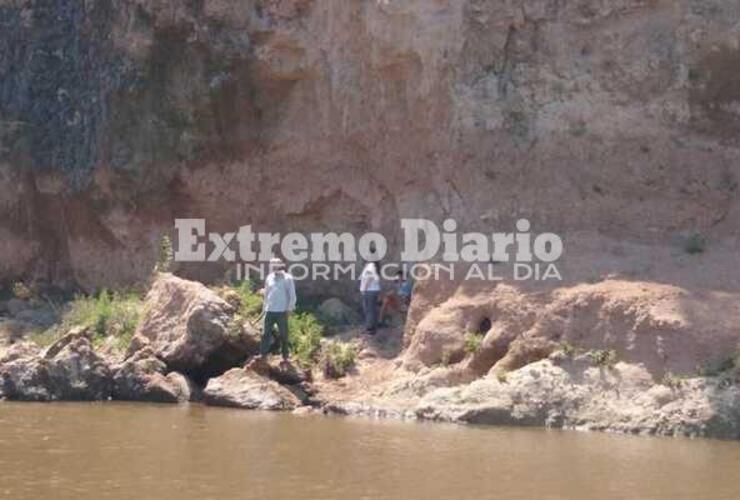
xmin=11 ymin=281 xmax=33 ymax=300
xmin=321 ymin=340 xmax=357 ymax=378
xmin=221 ymin=281 xmax=264 ymax=338
xmin=464 ymin=332 xmax=484 ymax=354
xmin=238 ymin=284 xmax=264 ymax=320
xmin=588 ymin=348 xmax=618 ymax=368
xmin=226 ymin=280 xmax=263 ymax=320
xmin=559 ymin=341 xmax=580 ymax=358
xmin=154 ymin=235 xmax=174 ymax=273
xmin=62 ymin=290 xmax=143 ymax=350
xmin=684 ymin=233 xmax=706 ymax=255
xmin=289 ymin=312 xmax=325 ymax=366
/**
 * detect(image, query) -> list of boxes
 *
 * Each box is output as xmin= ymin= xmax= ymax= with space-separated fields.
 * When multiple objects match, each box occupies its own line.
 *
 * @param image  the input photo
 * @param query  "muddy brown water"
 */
xmin=1 ymin=403 xmax=739 ymax=500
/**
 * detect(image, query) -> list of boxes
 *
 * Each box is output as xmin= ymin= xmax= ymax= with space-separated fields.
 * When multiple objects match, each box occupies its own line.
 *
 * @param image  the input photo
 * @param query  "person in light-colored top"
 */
xmin=359 ymin=261 xmax=381 ymax=335
xmin=260 ymin=258 xmax=296 ymax=360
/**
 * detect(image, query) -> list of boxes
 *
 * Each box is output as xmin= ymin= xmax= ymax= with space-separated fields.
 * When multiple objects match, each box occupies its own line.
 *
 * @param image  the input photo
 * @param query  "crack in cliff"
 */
xmin=496 ymin=25 xmax=517 ymax=99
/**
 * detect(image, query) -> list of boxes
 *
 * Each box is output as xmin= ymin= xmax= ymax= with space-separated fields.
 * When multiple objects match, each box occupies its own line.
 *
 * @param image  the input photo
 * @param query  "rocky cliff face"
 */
xmin=1 ymin=0 xmax=740 ymax=289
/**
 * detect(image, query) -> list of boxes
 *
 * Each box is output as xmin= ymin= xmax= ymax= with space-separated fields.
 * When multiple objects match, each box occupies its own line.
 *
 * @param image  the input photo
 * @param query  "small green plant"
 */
xmin=222 ymin=280 xmax=264 ymax=338
xmin=559 ymin=341 xmax=579 ymax=358
xmin=232 ymin=280 xmax=264 ymax=320
xmin=495 ymin=370 xmax=509 ymax=384
xmin=154 ymin=235 xmax=174 ymax=273
xmin=662 ymin=371 xmax=686 ymax=390
xmin=464 ymin=332 xmax=484 ymax=355
xmin=288 ymin=312 xmax=325 ymax=367
xmin=684 ymin=233 xmax=706 ymax=255
xmin=321 ymin=340 xmax=357 ymax=379
xmin=588 ymin=348 xmax=618 ymax=368
xmin=62 ymin=290 xmax=143 ymax=350
xmin=11 ymin=281 xmax=33 ymax=300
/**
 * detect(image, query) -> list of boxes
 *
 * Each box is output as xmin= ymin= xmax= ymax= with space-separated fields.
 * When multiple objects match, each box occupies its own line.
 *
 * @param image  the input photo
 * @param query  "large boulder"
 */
xmin=112 ymin=347 xmax=193 ymax=403
xmin=0 ymin=342 xmax=45 ymax=400
xmin=203 ymin=367 xmax=304 ymax=411
xmin=318 ymin=298 xmax=360 ymax=325
xmin=265 ymin=357 xmax=311 ymax=385
xmin=0 ymin=336 xmax=112 ymax=401
xmin=45 ymin=336 xmax=113 ymax=400
xmin=403 ymin=306 xmax=469 ymax=370
xmin=128 ymin=273 xmax=259 ymax=381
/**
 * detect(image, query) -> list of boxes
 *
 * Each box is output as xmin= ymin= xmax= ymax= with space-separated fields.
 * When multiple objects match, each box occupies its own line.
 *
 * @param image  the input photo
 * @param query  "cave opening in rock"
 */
xmin=477 ymin=317 xmax=492 ymax=336
xmin=182 ymin=349 xmax=252 ymax=387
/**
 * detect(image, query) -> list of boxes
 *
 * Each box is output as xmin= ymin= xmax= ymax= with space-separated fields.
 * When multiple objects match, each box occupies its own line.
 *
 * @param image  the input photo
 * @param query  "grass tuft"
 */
xmin=57 ymin=290 xmax=143 ymax=351
xmin=321 ymin=340 xmax=357 ymax=379
xmin=587 ymin=348 xmax=618 ymax=368
xmin=154 ymin=235 xmax=174 ymax=273
xmin=289 ymin=312 xmax=325 ymax=367
xmin=464 ymin=332 xmax=484 ymax=355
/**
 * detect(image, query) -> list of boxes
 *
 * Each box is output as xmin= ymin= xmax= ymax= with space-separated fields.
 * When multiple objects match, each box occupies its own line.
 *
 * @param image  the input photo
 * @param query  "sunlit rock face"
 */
xmin=1 ymin=0 xmax=739 ymax=290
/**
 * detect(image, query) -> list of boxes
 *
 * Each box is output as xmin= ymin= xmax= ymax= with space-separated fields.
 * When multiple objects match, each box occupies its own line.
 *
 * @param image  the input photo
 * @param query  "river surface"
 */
xmin=1 ymin=402 xmax=739 ymax=499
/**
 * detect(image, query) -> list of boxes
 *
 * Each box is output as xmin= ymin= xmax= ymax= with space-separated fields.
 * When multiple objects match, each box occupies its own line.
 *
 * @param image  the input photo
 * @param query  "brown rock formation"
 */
xmin=203 ymin=366 xmax=305 ymax=410
xmin=0 ymin=337 xmax=112 ymax=401
xmin=112 ymin=347 xmax=194 ymax=403
xmin=128 ymin=273 xmax=259 ymax=381
xmin=404 ymin=272 xmax=740 ymax=379
xmin=0 ymin=1 xmax=738 ymax=290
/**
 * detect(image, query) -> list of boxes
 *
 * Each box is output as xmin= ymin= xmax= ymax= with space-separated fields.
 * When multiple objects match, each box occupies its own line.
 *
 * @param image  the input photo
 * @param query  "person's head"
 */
xmin=269 ymin=257 xmax=286 ymax=275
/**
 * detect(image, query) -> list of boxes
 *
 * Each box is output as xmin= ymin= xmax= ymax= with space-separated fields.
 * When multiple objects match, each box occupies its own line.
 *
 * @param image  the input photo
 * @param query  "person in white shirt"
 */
xmin=359 ymin=261 xmax=381 ymax=335
xmin=259 ymin=258 xmax=297 ymax=360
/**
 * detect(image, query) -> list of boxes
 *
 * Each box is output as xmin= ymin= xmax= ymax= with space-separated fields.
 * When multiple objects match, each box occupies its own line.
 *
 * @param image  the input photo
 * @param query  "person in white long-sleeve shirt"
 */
xmin=259 ymin=258 xmax=297 ymax=360
xmin=359 ymin=261 xmax=381 ymax=334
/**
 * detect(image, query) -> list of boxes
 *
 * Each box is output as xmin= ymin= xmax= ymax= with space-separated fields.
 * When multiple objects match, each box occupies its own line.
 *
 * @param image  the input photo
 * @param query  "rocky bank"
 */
xmin=3 ymin=272 xmax=740 ymax=440
xmin=0 ymin=0 xmax=739 ymax=292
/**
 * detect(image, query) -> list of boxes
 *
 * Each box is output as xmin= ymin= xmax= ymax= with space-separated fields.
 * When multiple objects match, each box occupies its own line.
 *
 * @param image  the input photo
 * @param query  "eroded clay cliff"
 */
xmin=1 ymin=0 xmax=739 ymax=289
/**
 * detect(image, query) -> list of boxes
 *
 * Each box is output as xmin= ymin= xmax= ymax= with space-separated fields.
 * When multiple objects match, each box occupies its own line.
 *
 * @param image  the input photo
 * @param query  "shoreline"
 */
xmin=2 ymin=397 xmax=737 ymax=445
xmin=4 ymin=273 xmax=740 ymax=442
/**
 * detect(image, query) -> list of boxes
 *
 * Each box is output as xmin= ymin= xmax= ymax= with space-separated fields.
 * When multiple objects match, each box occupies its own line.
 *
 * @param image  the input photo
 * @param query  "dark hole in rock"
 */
xmin=477 ymin=317 xmax=492 ymax=335
xmin=176 ymin=347 xmax=254 ymax=387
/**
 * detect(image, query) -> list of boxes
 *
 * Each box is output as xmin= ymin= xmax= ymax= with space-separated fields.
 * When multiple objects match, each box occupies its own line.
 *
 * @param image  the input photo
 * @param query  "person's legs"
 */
xmin=362 ymin=292 xmax=372 ymax=331
xmin=367 ymin=291 xmax=380 ymax=333
xmin=383 ymin=294 xmax=400 ymax=324
xmin=275 ymin=312 xmax=289 ymax=360
xmin=260 ymin=312 xmax=276 ymax=356
xmin=379 ymin=295 xmax=389 ymax=324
